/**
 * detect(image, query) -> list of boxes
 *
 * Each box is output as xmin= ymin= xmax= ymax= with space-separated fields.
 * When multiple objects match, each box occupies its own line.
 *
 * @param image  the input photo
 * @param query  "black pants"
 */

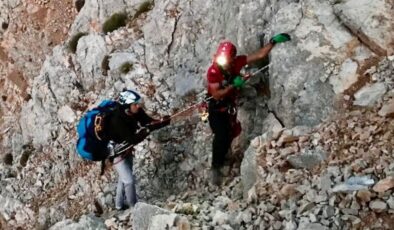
xmin=208 ymin=108 xmax=234 ymax=169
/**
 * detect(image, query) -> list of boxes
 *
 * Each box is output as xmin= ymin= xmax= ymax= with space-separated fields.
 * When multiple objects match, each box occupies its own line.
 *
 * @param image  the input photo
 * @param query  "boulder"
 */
xmin=334 ymin=0 xmax=394 ymax=56
xmin=353 ymin=83 xmax=387 ymax=107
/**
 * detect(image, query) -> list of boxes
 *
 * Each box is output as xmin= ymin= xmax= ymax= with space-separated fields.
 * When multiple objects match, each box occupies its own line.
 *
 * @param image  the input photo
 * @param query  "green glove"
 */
xmin=270 ymin=33 xmax=291 ymax=44
xmin=232 ymin=76 xmax=245 ymax=89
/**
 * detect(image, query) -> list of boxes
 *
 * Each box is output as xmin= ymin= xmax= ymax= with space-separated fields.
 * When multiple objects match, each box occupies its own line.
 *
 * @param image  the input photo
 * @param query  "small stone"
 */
xmin=280 ymin=184 xmax=299 ymax=198
xmin=287 ymin=147 xmax=326 ymax=169
xmin=373 ymin=177 xmax=394 ymax=192
xmin=278 ymin=210 xmax=293 ymax=220
xmin=364 ymin=66 xmax=376 ymax=74
xmin=241 ymin=210 xmax=252 ymax=223
xmin=350 ymin=200 xmax=360 ymax=210
xmin=356 ymin=190 xmax=372 ymax=203
xmin=386 ymin=196 xmax=394 ymax=209
xmin=378 ymin=99 xmax=394 ymax=117
xmin=341 ymin=208 xmax=358 ymax=216
xmin=341 ymin=214 xmax=359 ymax=222
xmin=329 ymin=196 xmax=337 ymax=206
xmin=322 ymin=206 xmax=335 ymax=218
xmin=212 ymin=210 xmax=229 ymax=225
xmin=323 ymin=219 xmax=334 ymax=227
xmin=319 ymin=174 xmax=332 ymax=192
xmin=273 ymin=221 xmax=282 ymax=229
xmin=352 ymin=218 xmax=362 ymax=227
xmin=250 ymin=137 xmax=260 ymax=148
xmin=369 ymin=200 xmax=387 ymax=213
xmin=280 ymin=146 xmax=298 ymax=156
xmin=298 ymin=202 xmax=315 ymax=214
xmin=284 ymin=220 xmax=297 ymax=230
xmin=309 ymin=213 xmax=318 ymax=222
xmin=299 ymin=223 xmax=328 ymax=230
xmin=104 ymin=218 xmax=117 ymax=228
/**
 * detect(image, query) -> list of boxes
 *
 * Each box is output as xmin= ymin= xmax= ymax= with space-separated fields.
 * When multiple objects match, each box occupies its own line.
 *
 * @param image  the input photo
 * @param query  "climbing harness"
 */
xmin=201 ymin=63 xmax=272 ymax=121
xmin=100 ymin=141 xmax=135 ymax=175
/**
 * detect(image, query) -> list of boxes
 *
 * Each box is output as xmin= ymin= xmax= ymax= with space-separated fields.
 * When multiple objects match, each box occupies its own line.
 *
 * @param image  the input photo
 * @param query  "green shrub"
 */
xmin=68 ymin=32 xmax=88 ymax=53
xmin=3 ymin=153 xmax=13 ymax=165
xmin=2 ymin=22 xmax=8 ymax=30
xmin=75 ymin=0 xmax=85 ymax=12
xmin=133 ymin=1 xmax=154 ymax=20
xmin=20 ymin=144 xmax=33 ymax=167
xmin=102 ymin=13 xmax=128 ymax=34
xmin=120 ymin=62 xmax=133 ymax=74
xmin=101 ymin=55 xmax=110 ymax=76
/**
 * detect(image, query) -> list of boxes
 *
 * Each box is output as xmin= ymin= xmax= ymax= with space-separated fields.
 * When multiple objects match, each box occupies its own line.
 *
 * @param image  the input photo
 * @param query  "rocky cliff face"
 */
xmin=0 ymin=0 xmax=393 ymax=229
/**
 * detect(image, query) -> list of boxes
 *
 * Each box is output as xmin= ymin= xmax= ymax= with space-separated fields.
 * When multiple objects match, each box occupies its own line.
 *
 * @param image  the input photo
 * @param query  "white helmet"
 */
xmin=118 ymin=89 xmax=141 ymax=105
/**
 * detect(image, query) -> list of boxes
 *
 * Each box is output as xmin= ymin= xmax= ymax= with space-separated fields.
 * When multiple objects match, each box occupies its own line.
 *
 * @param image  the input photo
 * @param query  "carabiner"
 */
xmin=228 ymin=107 xmax=237 ymax=115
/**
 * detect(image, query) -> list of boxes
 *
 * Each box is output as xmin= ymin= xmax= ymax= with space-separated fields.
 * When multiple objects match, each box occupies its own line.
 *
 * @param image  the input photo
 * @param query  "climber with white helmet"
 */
xmin=206 ymin=33 xmax=291 ymax=185
xmin=104 ymin=89 xmax=170 ymax=210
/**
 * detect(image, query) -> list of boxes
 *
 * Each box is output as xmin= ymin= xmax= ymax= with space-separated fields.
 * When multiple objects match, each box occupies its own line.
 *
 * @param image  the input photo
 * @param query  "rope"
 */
xmin=155 ymin=63 xmax=273 ymax=124
xmin=135 ymin=63 xmax=273 ymax=128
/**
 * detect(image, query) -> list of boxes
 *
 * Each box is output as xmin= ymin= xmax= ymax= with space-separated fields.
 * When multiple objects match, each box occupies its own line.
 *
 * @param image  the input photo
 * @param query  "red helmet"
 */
xmin=216 ymin=41 xmax=237 ymax=58
xmin=215 ymin=41 xmax=236 ymax=66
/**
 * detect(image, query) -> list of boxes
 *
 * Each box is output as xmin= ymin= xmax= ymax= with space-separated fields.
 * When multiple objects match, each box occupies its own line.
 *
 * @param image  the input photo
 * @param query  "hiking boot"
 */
xmin=211 ymin=168 xmax=222 ymax=186
xmin=116 ymin=204 xmax=129 ymax=211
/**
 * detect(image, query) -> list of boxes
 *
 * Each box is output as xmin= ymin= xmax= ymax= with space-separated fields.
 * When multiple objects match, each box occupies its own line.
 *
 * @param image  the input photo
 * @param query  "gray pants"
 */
xmin=113 ymin=156 xmax=137 ymax=209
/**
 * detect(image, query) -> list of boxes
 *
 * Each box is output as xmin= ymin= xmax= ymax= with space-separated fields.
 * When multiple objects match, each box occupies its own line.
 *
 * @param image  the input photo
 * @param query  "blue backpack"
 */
xmin=76 ymin=100 xmax=118 ymax=161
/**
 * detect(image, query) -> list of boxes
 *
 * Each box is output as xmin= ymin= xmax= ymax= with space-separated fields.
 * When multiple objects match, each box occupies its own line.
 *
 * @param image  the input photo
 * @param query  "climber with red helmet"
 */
xmin=206 ymin=33 xmax=291 ymax=185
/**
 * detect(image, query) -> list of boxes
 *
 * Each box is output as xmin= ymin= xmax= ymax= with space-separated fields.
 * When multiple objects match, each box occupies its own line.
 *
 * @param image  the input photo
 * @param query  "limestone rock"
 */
xmin=353 ymin=83 xmax=387 ymax=107
xmin=378 ymin=98 xmax=394 ymax=117
xmin=133 ymin=202 xmax=170 ymax=229
xmin=57 ymin=105 xmax=76 ymax=123
xmin=369 ymin=200 xmax=387 ymax=213
xmin=49 ymin=215 xmax=106 ymax=230
xmin=287 ymin=147 xmax=327 ymax=169
xmin=334 ymin=0 xmax=394 ymax=55
xmin=373 ymin=177 xmax=394 ymax=193
xmin=212 ymin=210 xmax=229 ymax=226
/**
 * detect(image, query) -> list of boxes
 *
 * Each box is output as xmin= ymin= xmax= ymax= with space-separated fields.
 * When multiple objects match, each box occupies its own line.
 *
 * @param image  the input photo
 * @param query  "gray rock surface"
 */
xmin=334 ymin=0 xmax=394 ymax=56
xmin=133 ymin=202 xmax=172 ymax=230
xmin=287 ymin=147 xmax=327 ymax=169
xmin=353 ymin=83 xmax=387 ymax=107
xmin=49 ymin=214 xmax=106 ymax=230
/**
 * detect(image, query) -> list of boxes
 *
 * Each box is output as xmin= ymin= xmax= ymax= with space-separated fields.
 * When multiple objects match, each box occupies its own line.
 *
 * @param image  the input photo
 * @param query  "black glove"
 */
xmin=132 ymin=127 xmax=150 ymax=144
xmin=137 ymin=127 xmax=150 ymax=137
xmin=146 ymin=116 xmax=171 ymax=131
xmin=161 ymin=115 xmax=171 ymax=126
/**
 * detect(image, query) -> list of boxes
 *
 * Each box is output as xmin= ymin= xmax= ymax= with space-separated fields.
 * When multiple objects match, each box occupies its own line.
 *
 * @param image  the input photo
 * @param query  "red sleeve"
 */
xmin=232 ymin=55 xmax=247 ymax=74
xmin=207 ymin=65 xmax=223 ymax=83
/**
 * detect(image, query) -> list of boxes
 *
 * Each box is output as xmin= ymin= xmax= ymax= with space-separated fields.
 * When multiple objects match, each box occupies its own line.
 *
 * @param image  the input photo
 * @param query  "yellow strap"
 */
xmin=94 ymin=115 xmax=104 ymax=141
